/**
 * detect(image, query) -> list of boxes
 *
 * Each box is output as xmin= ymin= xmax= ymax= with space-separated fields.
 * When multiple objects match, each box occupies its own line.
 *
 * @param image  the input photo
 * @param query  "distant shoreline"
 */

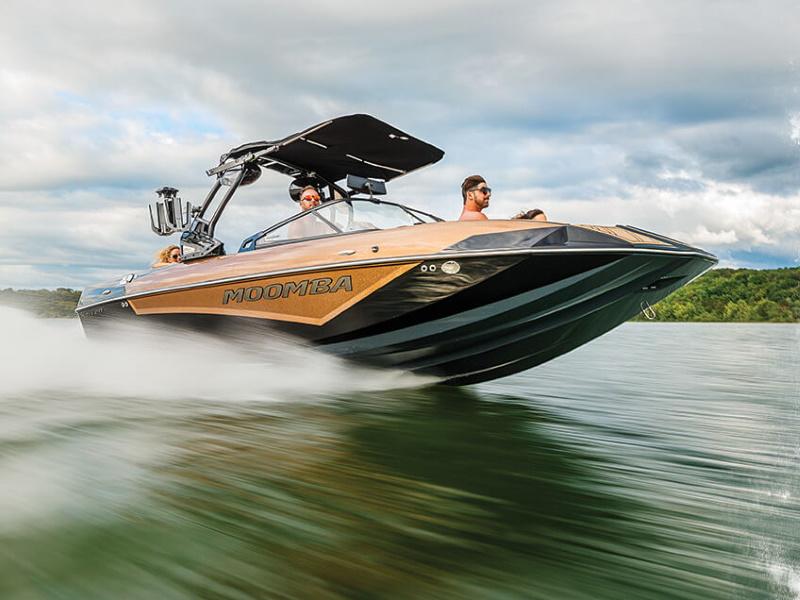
xmin=0 ymin=288 xmax=81 ymax=318
xmin=3 ymin=266 xmax=799 ymax=322
xmin=630 ymin=266 xmax=799 ymax=323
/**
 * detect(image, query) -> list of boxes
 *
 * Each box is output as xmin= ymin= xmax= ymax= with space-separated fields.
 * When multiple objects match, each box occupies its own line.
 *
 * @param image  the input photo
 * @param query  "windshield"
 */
xmin=251 ymin=199 xmax=438 ymax=248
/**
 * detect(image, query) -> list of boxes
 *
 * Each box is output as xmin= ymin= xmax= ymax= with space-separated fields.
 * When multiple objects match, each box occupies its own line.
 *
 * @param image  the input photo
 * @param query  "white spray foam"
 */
xmin=0 ymin=307 xmax=433 ymax=534
xmin=0 ymin=307 xmax=431 ymax=401
xmin=769 ymin=562 xmax=800 ymax=599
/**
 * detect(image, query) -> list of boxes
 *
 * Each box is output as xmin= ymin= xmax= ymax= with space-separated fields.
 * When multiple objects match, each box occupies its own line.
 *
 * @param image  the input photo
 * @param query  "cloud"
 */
xmin=0 ymin=0 xmax=799 ymax=287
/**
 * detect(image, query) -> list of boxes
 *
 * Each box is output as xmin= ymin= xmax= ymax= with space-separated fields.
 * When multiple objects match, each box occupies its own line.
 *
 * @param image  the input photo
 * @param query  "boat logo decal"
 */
xmin=222 ymin=275 xmax=353 ymax=304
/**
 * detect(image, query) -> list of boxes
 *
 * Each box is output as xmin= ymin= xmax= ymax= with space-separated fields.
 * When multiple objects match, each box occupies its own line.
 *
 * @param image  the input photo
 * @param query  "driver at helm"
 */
xmin=298 ymin=185 xmax=322 ymax=211
xmin=288 ymin=184 xmax=330 ymax=239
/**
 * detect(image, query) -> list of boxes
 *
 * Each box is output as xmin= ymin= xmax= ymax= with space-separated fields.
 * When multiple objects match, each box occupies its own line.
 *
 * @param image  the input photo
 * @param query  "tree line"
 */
xmin=0 ymin=288 xmax=82 ymax=318
xmin=633 ymin=267 xmax=800 ymax=322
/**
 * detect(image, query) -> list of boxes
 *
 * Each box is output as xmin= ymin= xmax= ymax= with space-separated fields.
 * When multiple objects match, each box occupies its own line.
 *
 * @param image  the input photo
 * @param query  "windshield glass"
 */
xmin=254 ymin=199 xmax=436 ymax=247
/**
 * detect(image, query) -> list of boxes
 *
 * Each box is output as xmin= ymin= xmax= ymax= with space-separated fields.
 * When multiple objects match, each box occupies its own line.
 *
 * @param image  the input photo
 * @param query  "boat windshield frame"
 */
xmin=238 ymin=198 xmax=444 ymax=252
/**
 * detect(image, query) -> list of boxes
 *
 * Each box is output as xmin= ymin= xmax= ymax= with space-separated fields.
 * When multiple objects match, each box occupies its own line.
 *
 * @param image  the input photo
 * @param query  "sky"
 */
xmin=1 ymin=0 xmax=799 ymax=288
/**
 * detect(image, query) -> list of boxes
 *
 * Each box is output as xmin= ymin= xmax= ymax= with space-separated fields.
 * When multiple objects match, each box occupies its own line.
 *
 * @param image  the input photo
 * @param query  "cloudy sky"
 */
xmin=2 ymin=0 xmax=799 ymax=288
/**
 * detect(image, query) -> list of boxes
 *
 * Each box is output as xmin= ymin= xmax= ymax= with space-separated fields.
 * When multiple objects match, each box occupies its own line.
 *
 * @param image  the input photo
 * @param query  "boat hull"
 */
xmin=78 ymin=244 xmax=714 ymax=384
xmin=322 ymin=250 xmax=712 ymax=384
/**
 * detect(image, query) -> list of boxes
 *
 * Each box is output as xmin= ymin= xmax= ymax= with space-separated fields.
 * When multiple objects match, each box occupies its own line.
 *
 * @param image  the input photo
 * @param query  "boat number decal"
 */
xmin=222 ymin=275 xmax=353 ymax=304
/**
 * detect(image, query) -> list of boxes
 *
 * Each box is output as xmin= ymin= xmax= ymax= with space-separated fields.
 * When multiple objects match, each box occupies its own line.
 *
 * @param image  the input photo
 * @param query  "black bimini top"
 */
xmin=217 ymin=114 xmax=444 ymax=183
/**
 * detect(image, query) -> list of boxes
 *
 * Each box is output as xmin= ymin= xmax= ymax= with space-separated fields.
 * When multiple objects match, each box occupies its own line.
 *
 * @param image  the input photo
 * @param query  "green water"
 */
xmin=0 ymin=317 xmax=798 ymax=599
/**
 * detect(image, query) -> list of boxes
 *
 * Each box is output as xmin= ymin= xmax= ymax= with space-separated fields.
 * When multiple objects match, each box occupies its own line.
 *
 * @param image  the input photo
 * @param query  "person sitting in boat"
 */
xmin=288 ymin=185 xmax=332 ymax=239
xmin=512 ymin=208 xmax=548 ymax=222
xmin=459 ymin=175 xmax=491 ymax=221
xmin=152 ymin=245 xmax=182 ymax=268
xmin=297 ymin=185 xmax=322 ymax=211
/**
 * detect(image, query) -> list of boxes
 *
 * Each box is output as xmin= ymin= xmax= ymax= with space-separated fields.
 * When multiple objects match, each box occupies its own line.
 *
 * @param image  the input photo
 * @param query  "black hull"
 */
xmin=78 ymin=249 xmax=714 ymax=385
xmin=323 ymin=251 xmax=712 ymax=384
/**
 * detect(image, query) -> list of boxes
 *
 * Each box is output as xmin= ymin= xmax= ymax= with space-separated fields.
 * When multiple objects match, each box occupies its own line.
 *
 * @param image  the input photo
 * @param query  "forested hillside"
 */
xmin=638 ymin=267 xmax=800 ymax=322
xmin=0 ymin=288 xmax=82 ymax=318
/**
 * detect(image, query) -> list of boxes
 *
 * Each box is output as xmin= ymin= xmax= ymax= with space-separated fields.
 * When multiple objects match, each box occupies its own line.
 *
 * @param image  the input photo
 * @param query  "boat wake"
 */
xmin=0 ymin=307 xmax=430 ymax=402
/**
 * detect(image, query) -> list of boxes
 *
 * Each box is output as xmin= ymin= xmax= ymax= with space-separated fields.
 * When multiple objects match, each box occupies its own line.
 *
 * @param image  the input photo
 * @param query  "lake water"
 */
xmin=0 ymin=308 xmax=798 ymax=599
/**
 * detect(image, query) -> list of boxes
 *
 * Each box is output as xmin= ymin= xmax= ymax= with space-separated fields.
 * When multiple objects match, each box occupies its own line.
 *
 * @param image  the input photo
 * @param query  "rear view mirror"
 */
xmin=149 ymin=187 xmax=193 ymax=236
xmin=346 ymin=174 xmax=387 ymax=197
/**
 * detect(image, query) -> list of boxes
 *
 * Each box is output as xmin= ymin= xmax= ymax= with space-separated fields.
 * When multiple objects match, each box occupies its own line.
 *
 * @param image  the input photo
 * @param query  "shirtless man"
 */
xmin=459 ymin=175 xmax=491 ymax=221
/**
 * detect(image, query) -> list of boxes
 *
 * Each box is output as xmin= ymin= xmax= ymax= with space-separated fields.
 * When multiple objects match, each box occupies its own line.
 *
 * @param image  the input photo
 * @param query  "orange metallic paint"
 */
xmin=129 ymin=262 xmax=420 ymax=326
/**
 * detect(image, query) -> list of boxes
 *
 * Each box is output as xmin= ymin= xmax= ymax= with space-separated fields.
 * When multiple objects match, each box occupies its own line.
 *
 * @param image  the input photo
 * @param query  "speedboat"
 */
xmin=77 ymin=114 xmax=717 ymax=384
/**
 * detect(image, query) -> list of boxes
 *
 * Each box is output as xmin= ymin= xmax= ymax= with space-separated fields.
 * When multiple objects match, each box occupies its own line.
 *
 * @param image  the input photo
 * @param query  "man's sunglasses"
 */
xmin=301 ymin=195 xmax=321 ymax=202
xmin=470 ymin=186 xmax=491 ymax=195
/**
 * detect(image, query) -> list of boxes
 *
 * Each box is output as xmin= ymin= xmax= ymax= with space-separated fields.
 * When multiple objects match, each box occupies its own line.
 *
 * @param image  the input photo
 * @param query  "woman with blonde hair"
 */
xmin=153 ymin=245 xmax=182 ymax=268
